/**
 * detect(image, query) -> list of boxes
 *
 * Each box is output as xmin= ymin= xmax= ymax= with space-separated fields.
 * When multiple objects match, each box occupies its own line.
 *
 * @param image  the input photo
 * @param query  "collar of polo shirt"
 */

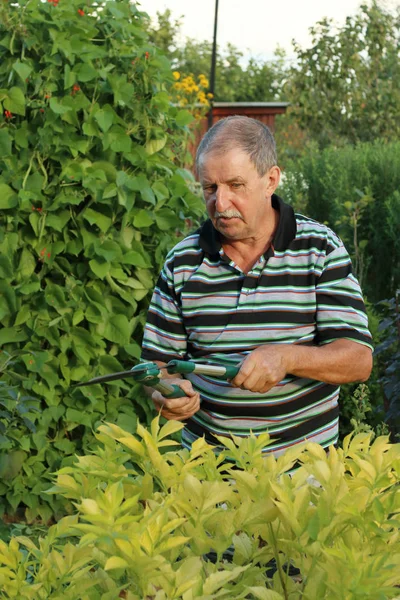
xmin=198 ymin=194 xmax=297 ymax=257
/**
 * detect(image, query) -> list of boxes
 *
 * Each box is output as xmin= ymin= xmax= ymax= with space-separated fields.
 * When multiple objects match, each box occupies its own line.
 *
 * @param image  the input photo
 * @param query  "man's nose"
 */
xmin=215 ymin=186 xmax=231 ymax=212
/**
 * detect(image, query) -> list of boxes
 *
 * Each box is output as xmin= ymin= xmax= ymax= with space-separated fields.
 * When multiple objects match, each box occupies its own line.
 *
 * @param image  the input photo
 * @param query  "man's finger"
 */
xmin=163 ymin=395 xmax=198 ymax=410
xmin=159 ymin=396 xmax=201 ymax=421
xmin=231 ymin=360 xmax=256 ymax=387
xmin=152 ymin=389 xmax=200 ymax=416
xmin=174 ymin=380 xmax=197 ymax=397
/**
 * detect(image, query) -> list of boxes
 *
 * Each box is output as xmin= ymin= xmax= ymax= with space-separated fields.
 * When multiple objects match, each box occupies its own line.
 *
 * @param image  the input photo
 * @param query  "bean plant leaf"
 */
xmin=0 ymin=183 xmax=18 ymax=209
xmin=0 ymin=0 xmax=204 ymax=521
xmin=4 ymin=86 xmax=25 ymax=115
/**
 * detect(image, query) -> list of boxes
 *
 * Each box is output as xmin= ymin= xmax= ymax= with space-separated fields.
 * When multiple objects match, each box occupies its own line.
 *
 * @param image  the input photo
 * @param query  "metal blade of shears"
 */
xmin=73 ymin=369 xmax=142 ymax=387
xmin=73 ymin=362 xmax=167 ymax=388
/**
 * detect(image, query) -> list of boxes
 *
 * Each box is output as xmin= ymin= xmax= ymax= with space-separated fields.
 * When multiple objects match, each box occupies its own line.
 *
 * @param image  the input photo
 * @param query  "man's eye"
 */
xmin=230 ymin=182 xmax=242 ymax=189
xmin=203 ymin=185 xmax=216 ymax=193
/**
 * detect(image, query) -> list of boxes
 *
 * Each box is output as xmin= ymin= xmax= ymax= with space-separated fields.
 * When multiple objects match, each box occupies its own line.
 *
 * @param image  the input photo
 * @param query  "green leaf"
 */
xmin=94 ymin=107 xmax=114 ymax=133
xmin=83 ymin=208 xmax=112 ymax=233
xmin=124 ymin=342 xmax=141 ymax=359
xmin=155 ymin=208 xmax=181 ymax=231
xmin=76 ymin=63 xmax=98 ymax=82
xmin=49 ymin=97 xmax=71 ymax=115
xmin=203 ymin=566 xmax=248 ymax=595
xmin=0 ymin=327 xmax=27 ymax=345
xmin=133 ymin=209 xmax=154 ymax=228
xmin=0 ymin=183 xmax=18 ymax=209
xmin=12 ymin=61 xmax=32 ymax=82
xmin=158 ymin=420 xmax=185 ymax=441
xmin=95 ymin=240 xmax=122 ymax=261
xmin=0 ymin=255 xmax=13 ymax=278
xmin=18 ymin=280 xmax=40 ymax=295
xmin=109 ymin=131 xmax=132 ymax=153
xmin=65 ymin=409 xmax=92 ymax=427
xmin=104 ymin=556 xmax=128 ymax=570
xmin=145 ymin=136 xmax=167 ymax=155
xmin=99 ymin=355 xmax=123 ymax=373
xmin=0 ymin=282 xmax=16 ymax=318
xmin=0 ymin=129 xmax=12 ymax=155
xmin=101 ymin=315 xmax=131 ymax=345
xmin=248 ymin=589 xmax=284 ymax=600
xmin=175 ymin=110 xmax=194 ymax=127
xmin=22 ymin=351 xmax=49 ymax=373
xmin=4 ymin=86 xmax=25 ymax=116
xmin=89 ymin=259 xmax=110 ymax=279
xmin=63 ymin=64 xmax=76 ymax=89
xmin=103 ymin=184 xmax=117 ymax=199
xmin=46 ymin=211 xmax=71 ymax=232
xmin=122 ymin=251 xmax=151 ymax=268
xmin=152 ymin=181 xmax=169 ymax=202
xmin=14 ymin=125 xmax=29 ymax=148
xmin=0 ymin=450 xmax=27 ymax=480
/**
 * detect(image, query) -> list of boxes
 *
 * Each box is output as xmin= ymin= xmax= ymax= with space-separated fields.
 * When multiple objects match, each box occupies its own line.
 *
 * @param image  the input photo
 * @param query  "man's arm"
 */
xmin=231 ymin=339 xmax=373 ymax=394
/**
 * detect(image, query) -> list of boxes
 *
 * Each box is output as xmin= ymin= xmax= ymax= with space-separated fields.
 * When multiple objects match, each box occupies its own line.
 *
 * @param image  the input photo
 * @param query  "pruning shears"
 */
xmin=74 ymin=359 xmax=241 ymax=399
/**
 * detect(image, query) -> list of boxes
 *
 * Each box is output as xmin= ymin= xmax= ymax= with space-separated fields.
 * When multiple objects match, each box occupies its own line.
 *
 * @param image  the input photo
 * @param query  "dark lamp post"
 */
xmin=208 ymin=0 xmax=219 ymax=129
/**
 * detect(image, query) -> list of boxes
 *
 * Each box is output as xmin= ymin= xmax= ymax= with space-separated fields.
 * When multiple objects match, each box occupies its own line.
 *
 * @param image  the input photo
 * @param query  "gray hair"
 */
xmin=196 ymin=115 xmax=278 ymax=177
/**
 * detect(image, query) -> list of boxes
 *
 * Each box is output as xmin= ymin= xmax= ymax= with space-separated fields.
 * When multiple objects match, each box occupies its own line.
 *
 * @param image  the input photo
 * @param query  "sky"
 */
xmin=142 ymin=0 xmax=399 ymax=62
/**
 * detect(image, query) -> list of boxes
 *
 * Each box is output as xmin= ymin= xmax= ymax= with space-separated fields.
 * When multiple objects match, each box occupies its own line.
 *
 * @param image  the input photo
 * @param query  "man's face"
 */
xmin=199 ymin=148 xmax=276 ymax=241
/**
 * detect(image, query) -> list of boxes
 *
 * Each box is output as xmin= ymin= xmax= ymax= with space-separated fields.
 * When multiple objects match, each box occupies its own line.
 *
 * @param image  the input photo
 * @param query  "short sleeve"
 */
xmin=141 ymin=258 xmax=188 ymax=363
xmin=315 ymin=239 xmax=373 ymax=350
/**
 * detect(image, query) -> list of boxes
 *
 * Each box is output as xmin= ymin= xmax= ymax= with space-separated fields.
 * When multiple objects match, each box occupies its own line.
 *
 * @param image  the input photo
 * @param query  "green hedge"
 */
xmin=279 ymin=140 xmax=400 ymax=302
xmin=0 ymin=0 xmax=204 ymax=521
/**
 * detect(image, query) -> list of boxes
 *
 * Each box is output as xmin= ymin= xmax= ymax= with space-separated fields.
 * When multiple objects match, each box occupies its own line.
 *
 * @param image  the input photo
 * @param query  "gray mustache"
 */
xmin=215 ymin=210 xmax=243 ymax=219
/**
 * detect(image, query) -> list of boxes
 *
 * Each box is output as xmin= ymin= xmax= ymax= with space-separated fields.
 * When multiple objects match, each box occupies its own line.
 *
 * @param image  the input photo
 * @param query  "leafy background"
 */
xmin=0 ymin=0 xmax=204 ymax=521
xmin=0 ymin=0 xmax=399 ymax=526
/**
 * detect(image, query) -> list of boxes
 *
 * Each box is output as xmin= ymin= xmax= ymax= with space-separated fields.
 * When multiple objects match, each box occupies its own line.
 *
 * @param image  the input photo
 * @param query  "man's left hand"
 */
xmin=231 ymin=345 xmax=291 ymax=393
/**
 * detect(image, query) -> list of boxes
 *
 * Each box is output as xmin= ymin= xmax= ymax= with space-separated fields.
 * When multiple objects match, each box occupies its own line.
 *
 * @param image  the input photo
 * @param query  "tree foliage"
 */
xmin=0 ymin=0 xmax=204 ymax=521
xmin=148 ymin=9 xmax=287 ymax=103
xmin=149 ymin=3 xmax=400 ymax=150
xmin=286 ymin=1 xmax=400 ymax=146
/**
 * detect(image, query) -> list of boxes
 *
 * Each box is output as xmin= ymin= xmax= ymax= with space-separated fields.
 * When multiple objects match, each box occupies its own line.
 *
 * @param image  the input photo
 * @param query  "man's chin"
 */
xmin=214 ymin=220 xmax=245 ymax=240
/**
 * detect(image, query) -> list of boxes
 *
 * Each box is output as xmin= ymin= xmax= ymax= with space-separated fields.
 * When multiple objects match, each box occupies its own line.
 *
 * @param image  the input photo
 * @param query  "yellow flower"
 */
xmin=207 ymin=93 xmax=213 ymax=99
xmin=199 ymin=76 xmax=209 ymax=88
xmin=173 ymin=71 xmax=180 ymax=80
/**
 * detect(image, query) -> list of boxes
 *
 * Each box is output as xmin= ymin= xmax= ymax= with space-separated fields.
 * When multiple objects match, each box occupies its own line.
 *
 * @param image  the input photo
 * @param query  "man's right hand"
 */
xmin=151 ymin=378 xmax=200 ymax=421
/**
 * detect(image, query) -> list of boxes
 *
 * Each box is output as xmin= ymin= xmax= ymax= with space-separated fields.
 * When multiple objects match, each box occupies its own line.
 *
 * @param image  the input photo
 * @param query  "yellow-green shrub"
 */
xmin=0 ymin=417 xmax=400 ymax=599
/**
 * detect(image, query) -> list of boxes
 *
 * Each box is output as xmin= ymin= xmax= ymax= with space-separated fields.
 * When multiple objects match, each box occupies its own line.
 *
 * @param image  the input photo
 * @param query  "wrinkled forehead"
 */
xmin=198 ymin=148 xmax=257 ymax=183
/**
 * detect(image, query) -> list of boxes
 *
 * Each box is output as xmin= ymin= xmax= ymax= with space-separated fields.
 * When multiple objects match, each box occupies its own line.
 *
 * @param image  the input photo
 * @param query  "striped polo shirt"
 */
xmin=141 ymin=194 xmax=373 ymax=456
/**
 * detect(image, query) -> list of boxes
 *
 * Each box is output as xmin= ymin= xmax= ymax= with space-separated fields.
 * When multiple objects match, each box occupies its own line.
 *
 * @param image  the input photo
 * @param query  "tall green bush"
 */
xmin=279 ymin=140 xmax=400 ymax=303
xmin=0 ymin=0 xmax=204 ymax=521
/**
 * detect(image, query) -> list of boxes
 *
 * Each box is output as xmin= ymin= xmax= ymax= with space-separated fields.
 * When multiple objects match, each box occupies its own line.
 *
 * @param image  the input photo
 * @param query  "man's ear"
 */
xmin=265 ymin=166 xmax=281 ymax=196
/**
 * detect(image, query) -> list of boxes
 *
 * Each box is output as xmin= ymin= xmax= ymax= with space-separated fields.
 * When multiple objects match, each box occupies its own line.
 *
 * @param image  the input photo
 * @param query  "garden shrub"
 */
xmin=375 ymin=292 xmax=400 ymax=439
xmin=0 ymin=417 xmax=400 ymax=599
xmin=0 ymin=0 xmax=205 ymax=521
xmin=279 ymin=143 xmax=400 ymax=439
xmin=279 ymin=139 xmax=400 ymax=302
xmin=338 ymin=302 xmax=387 ymax=441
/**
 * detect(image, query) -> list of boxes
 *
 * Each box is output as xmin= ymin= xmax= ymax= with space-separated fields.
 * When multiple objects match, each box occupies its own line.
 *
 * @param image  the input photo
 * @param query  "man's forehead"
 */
xmin=199 ymin=149 xmax=254 ymax=181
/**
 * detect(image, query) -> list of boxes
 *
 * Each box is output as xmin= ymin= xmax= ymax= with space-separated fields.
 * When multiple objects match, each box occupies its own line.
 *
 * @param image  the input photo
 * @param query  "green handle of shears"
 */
xmin=167 ymin=360 xmax=240 ymax=380
xmin=153 ymin=381 xmax=187 ymax=399
xmin=222 ymin=364 xmax=240 ymax=379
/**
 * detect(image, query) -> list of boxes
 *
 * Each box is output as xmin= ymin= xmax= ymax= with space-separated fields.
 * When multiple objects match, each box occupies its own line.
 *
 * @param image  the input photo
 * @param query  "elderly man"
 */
xmin=141 ymin=116 xmax=373 ymax=456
